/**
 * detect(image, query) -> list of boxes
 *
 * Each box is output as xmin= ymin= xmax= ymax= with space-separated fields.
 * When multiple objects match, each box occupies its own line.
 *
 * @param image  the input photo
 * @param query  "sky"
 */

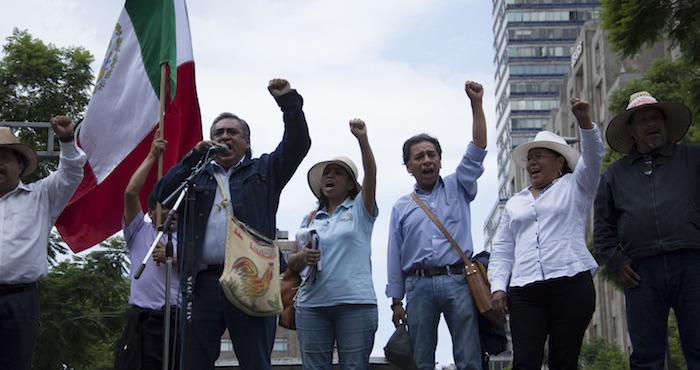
xmin=3 ymin=0 xmax=498 ymax=366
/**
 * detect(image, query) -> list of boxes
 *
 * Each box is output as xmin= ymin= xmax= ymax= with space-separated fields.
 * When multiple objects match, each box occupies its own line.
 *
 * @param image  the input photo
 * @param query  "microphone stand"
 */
xmin=134 ymin=150 xmax=213 ymax=370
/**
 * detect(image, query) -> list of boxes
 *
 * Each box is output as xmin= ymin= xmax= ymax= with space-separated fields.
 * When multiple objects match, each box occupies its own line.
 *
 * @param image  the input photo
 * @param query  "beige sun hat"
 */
xmin=606 ymin=91 xmax=692 ymax=154
xmin=0 ymin=127 xmax=39 ymax=176
xmin=511 ymin=130 xmax=581 ymax=170
xmin=307 ymin=156 xmax=361 ymax=199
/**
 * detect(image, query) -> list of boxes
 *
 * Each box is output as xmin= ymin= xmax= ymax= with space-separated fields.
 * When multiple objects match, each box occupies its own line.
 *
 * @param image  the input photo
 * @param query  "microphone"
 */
xmin=208 ymin=143 xmax=230 ymax=156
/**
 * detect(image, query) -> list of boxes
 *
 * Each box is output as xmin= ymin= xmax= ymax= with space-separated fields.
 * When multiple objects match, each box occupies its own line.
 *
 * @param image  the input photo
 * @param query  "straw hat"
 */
xmin=0 ymin=127 xmax=38 ymax=176
xmin=511 ymin=130 xmax=581 ymax=170
xmin=307 ymin=156 xmax=361 ymax=199
xmin=606 ymin=91 xmax=691 ymax=153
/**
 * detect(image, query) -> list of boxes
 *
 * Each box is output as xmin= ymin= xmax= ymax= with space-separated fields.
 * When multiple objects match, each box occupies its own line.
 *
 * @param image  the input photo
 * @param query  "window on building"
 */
xmin=273 ymin=338 xmax=288 ymax=352
xmin=220 ymin=338 xmax=233 ymax=352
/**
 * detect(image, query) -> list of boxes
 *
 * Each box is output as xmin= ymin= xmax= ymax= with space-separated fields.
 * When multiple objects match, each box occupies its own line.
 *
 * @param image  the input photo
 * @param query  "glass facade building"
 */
xmin=484 ymin=0 xmax=600 ymax=251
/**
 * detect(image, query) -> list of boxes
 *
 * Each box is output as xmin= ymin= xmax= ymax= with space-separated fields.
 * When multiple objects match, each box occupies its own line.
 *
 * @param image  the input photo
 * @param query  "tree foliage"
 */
xmin=0 ymin=28 xmax=94 ymax=182
xmin=601 ymin=0 xmax=700 ymax=66
xmin=579 ymin=336 xmax=628 ymax=370
xmin=34 ymin=237 xmax=130 ymax=370
xmin=668 ymin=311 xmax=688 ymax=370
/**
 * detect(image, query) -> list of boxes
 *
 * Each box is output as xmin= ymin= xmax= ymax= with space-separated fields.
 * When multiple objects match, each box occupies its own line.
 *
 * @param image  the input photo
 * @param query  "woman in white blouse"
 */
xmin=488 ymin=97 xmax=605 ymax=370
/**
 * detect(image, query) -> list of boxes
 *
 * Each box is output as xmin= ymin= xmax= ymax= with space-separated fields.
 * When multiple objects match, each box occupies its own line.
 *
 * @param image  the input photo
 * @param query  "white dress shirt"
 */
xmin=489 ymin=127 xmax=604 ymax=293
xmin=0 ymin=142 xmax=86 ymax=284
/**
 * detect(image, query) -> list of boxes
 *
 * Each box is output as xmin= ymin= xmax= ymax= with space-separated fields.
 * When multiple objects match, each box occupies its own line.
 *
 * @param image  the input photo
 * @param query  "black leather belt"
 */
xmin=411 ymin=264 xmax=464 ymax=277
xmin=0 ymin=281 xmax=38 ymax=296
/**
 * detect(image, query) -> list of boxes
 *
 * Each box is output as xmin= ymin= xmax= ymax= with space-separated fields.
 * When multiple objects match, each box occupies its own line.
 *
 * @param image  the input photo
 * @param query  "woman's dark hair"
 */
xmin=402 ymin=134 xmax=442 ymax=165
xmin=315 ymin=167 xmax=359 ymax=211
xmin=547 ymin=149 xmax=573 ymax=175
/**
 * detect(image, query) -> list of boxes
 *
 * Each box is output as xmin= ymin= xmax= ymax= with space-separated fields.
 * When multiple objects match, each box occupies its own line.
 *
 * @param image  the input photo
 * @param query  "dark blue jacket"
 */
xmin=594 ymin=142 xmax=700 ymax=273
xmin=153 ymin=89 xmax=311 ymax=276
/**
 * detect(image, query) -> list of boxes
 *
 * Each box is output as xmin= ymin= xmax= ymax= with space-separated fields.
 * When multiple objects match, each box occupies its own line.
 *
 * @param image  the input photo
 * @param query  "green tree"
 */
xmin=0 ymin=28 xmax=130 ymax=370
xmin=579 ymin=336 xmax=628 ymax=370
xmin=0 ymin=28 xmax=94 ymax=182
xmin=601 ymin=0 xmax=700 ymax=66
xmin=668 ymin=311 xmax=688 ymax=370
xmin=34 ymin=237 xmax=130 ymax=370
xmin=601 ymin=0 xmax=700 ymax=126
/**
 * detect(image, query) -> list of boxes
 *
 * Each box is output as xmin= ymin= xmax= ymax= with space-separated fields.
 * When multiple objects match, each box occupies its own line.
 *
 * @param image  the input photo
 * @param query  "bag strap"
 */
xmin=307 ymin=210 xmax=317 ymax=227
xmin=410 ymin=192 xmax=470 ymax=265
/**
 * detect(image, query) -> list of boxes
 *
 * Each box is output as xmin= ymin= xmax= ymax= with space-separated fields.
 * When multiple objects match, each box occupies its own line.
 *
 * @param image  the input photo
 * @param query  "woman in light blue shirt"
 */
xmin=287 ymin=119 xmax=378 ymax=370
xmin=488 ymin=98 xmax=605 ymax=370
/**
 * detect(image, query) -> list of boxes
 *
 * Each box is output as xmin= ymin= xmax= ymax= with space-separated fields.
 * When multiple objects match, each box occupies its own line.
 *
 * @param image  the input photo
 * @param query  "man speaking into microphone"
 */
xmin=153 ymin=78 xmax=311 ymax=370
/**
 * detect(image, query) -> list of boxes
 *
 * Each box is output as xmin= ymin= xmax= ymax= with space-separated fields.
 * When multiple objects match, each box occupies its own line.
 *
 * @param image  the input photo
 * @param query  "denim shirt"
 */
xmin=153 ymin=90 xmax=311 ymax=278
xmin=594 ymin=142 xmax=700 ymax=273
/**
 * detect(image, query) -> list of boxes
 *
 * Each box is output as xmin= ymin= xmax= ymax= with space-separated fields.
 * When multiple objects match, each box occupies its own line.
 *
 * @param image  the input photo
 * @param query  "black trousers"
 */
xmin=508 ymin=272 xmax=595 ymax=370
xmin=114 ymin=305 xmax=180 ymax=370
xmin=0 ymin=284 xmax=39 ymax=370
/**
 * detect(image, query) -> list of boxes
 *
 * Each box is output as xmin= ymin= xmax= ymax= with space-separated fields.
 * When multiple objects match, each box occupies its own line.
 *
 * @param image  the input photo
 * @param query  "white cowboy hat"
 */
xmin=307 ymin=156 xmax=361 ymax=199
xmin=0 ymin=127 xmax=39 ymax=177
xmin=511 ymin=130 xmax=581 ymax=170
xmin=606 ymin=91 xmax=691 ymax=154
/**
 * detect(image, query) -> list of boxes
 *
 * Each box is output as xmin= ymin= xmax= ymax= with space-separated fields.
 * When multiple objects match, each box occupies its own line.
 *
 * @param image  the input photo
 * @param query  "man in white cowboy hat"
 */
xmin=594 ymin=91 xmax=700 ymax=369
xmin=386 ymin=80 xmax=487 ymax=370
xmin=0 ymin=116 xmax=86 ymax=369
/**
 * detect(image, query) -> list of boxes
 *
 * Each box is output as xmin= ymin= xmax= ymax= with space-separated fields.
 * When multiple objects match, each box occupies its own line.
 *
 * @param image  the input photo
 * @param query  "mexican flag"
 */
xmin=56 ymin=0 xmax=202 ymax=253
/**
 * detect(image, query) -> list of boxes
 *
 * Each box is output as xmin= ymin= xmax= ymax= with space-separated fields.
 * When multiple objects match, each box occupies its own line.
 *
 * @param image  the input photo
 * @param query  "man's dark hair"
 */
xmin=211 ymin=112 xmax=252 ymax=158
xmin=147 ymin=191 xmax=158 ymax=210
xmin=402 ymin=134 xmax=442 ymax=165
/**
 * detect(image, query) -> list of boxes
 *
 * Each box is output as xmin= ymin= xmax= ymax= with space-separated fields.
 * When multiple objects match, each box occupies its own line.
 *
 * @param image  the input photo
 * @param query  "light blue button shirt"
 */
xmin=296 ymin=193 xmax=378 ymax=307
xmin=386 ymin=143 xmax=486 ymax=299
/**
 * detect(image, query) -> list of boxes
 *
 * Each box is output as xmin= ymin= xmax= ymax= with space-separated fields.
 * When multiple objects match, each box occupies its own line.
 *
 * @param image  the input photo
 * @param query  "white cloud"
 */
xmin=3 ymin=0 xmax=499 ymax=365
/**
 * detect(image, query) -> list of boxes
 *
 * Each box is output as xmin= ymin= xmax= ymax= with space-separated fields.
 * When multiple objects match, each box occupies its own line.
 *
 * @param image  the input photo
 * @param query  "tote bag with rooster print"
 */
xmin=219 ymin=214 xmax=282 ymax=317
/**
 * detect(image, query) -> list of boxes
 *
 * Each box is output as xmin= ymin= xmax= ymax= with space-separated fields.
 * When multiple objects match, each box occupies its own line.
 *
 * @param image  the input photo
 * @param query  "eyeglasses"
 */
xmin=643 ymin=155 xmax=653 ymax=176
xmin=524 ymin=153 xmax=558 ymax=163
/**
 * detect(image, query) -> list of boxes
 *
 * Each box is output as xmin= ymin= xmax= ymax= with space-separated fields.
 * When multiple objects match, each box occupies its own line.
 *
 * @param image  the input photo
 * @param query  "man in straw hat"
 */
xmin=0 ymin=116 xmax=86 ymax=369
xmin=594 ymin=91 xmax=700 ymax=368
xmin=386 ymin=80 xmax=486 ymax=370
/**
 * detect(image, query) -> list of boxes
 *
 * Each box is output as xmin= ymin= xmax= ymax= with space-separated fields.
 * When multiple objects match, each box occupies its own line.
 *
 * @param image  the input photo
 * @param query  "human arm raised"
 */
xmin=124 ymin=130 xmax=166 ymax=227
xmin=50 ymin=115 xmax=76 ymax=142
xmin=569 ymin=97 xmax=604 ymax=193
xmin=267 ymin=78 xmax=312 ymax=189
xmin=570 ymin=97 xmax=595 ymax=130
xmin=349 ymin=119 xmax=376 ymax=214
xmin=465 ymin=81 xmax=486 ymax=149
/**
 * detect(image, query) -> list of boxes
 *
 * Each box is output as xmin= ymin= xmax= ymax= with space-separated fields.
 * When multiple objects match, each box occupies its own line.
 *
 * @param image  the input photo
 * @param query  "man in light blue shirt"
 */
xmin=386 ymin=81 xmax=487 ymax=370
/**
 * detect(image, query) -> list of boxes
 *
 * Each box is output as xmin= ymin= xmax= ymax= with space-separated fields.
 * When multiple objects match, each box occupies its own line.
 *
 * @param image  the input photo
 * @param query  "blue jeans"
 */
xmin=625 ymin=249 xmax=700 ymax=370
xmin=405 ymin=273 xmax=481 ymax=370
xmin=181 ymin=268 xmax=276 ymax=370
xmin=296 ymin=304 xmax=378 ymax=370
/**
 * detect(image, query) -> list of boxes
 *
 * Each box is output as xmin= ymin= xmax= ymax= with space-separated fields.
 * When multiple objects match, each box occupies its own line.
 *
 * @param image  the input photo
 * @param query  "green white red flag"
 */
xmin=56 ymin=0 xmax=202 ymax=252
